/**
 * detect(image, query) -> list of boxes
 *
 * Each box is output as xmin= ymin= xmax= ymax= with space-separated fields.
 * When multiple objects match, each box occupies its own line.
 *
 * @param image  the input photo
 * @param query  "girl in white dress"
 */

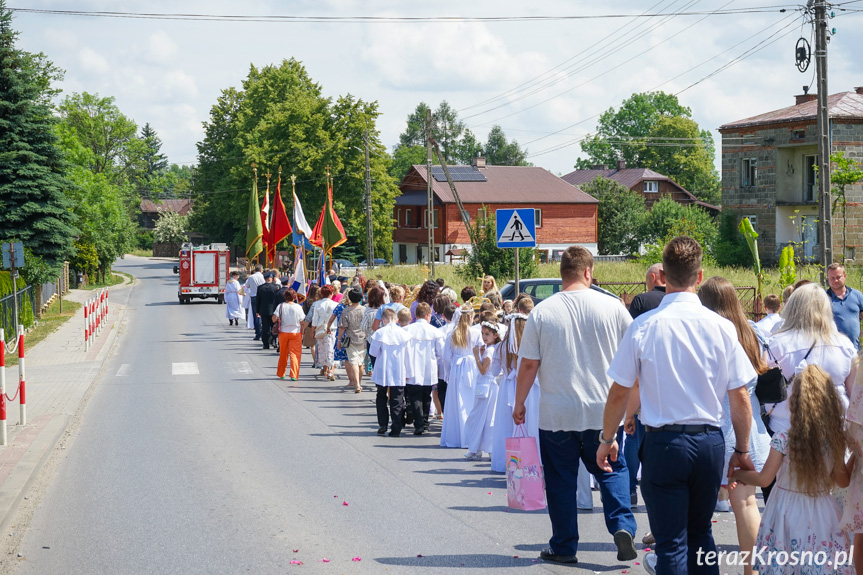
xmin=440 ymin=308 xmax=478 ymax=448
xmin=490 ymin=301 xmax=541 ymax=473
xmin=732 ymin=365 xmax=852 ymax=575
xmin=463 ymin=322 xmax=502 ymax=460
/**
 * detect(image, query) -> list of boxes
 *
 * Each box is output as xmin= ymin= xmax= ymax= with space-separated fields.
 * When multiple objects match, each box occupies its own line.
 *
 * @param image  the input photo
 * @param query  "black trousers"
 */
xmin=376 ymin=385 xmax=404 ymax=434
xmin=251 ymin=297 xmax=261 ymax=338
xmin=260 ymin=316 xmax=274 ymax=349
xmin=437 ymin=379 xmax=448 ymax=414
xmin=405 ymin=385 xmax=431 ymax=433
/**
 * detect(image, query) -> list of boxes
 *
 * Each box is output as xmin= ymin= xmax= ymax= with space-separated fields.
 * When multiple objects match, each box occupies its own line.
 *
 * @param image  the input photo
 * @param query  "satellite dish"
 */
xmin=796 ymin=38 xmax=811 ymax=73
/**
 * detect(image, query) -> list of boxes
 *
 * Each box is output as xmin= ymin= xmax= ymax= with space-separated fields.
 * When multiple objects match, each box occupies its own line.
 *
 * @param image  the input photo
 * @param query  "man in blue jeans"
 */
xmin=599 ymin=236 xmax=755 ymax=575
xmin=514 ymin=246 xmax=637 ymax=566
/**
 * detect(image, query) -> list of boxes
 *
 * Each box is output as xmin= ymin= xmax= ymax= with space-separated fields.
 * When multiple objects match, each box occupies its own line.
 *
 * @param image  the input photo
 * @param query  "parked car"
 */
xmin=499 ymin=278 xmax=562 ymax=304
xmin=358 ymin=258 xmax=388 ymax=267
xmin=332 ymin=258 xmax=355 ymax=272
xmin=499 ymin=278 xmax=619 ymax=305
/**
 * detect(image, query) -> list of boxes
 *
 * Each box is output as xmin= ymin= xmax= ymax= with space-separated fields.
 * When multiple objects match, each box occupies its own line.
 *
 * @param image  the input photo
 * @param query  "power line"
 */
xmin=8 ymin=6 xmax=799 ymax=23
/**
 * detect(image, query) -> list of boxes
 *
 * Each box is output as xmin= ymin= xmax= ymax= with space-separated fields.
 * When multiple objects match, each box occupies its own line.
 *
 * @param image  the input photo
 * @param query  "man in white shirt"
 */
xmin=244 ymin=265 xmax=265 ymax=340
xmin=598 ymin=236 xmax=755 ymax=575
xmin=404 ymin=303 xmax=445 ymax=435
xmin=513 ymin=246 xmax=637 ymax=566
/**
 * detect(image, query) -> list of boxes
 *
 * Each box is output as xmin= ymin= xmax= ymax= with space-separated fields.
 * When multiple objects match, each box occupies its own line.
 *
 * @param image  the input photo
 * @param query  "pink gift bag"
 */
xmin=505 ymin=424 xmax=546 ymax=511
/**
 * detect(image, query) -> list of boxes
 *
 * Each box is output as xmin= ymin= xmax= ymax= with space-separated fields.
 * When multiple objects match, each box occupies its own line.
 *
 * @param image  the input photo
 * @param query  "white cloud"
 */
xmin=144 ymin=31 xmax=179 ymax=64
xmin=78 ymin=47 xmax=109 ymax=76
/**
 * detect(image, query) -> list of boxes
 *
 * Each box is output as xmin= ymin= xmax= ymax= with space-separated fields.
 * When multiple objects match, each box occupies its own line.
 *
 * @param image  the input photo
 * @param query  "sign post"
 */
xmin=2 ymin=243 xmax=25 ymax=331
xmin=496 ymin=209 xmax=536 ymax=298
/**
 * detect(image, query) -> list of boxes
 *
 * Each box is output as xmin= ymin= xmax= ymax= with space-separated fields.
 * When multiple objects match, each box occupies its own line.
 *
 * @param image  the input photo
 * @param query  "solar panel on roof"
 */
xmin=431 ymin=166 xmax=487 ymax=182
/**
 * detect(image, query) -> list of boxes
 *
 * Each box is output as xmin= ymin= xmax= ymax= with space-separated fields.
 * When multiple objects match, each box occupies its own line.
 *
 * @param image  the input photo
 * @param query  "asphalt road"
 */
xmin=11 ymin=256 xmax=743 ymax=574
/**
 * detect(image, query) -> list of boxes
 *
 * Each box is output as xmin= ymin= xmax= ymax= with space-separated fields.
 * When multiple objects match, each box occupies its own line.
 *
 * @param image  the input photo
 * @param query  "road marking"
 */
xmin=172 ymin=362 xmax=199 ymax=375
xmin=116 ymin=364 xmax=131 ymax=377
xmin=225 ymin=361 xmax=253 ymax=374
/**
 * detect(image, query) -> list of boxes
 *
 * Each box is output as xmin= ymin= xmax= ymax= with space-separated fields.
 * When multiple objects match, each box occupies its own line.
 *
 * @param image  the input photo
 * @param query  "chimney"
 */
xmin=855 ymin=87 xmax=863 ymax=95
xmin=617 ymin=159 xmax=626 ymax=170
xmin=796 ymin=86 xmax=817 ymax=105
xmin=472 ymin=156 xmax=486 ymax=168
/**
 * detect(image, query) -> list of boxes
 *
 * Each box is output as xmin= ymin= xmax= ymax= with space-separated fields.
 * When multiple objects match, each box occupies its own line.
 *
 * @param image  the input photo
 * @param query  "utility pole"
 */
xmin=814 ymin=0 xmax=833 ymax=282
xmin=363 ymin=131 xmax=375 ymax=269
xmin=426 ymin=109 xmax=435 ymax=278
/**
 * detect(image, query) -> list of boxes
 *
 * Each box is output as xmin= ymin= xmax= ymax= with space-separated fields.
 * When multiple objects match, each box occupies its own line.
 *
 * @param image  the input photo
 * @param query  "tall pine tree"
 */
xmin=0 ymin=1 xmax=76 ymax=271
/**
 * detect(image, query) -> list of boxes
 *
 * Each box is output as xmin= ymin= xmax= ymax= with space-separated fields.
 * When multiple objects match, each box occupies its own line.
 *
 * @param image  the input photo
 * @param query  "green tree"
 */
xmin=455 ymin=129 xmax=484 ymax=165
xmin=713 ymin=210 xmax=753 ymax=267
xmin=193 ymin=59 xmax=399 ymax=259
xmin=389 ymin=144 xmax=426 ymax=182
xmin=829 ymin=151 xmax=863 ymax=257
xmin=579 ymin=176 xmax=648 ymax=255
xmin=458 ymin=209 xmax=536 ymax=281
xmin=0 ymin=0 xmax=77 ymax=272
xmin=483 ymin=125 xmax=530 ymax=166
xmin=576 ymin=91 xmax=720 ymax=203
xmin=140 ymin=122 xmax=168 ymax=187
xmin=640 ymin=197 xmax=718 ymax=262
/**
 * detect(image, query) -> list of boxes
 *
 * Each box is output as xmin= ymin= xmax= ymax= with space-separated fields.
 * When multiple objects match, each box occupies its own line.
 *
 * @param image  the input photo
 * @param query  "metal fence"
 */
xmin=0 ymin=285 xmax=36 ymax=337
xmin=598 ymin=282 xmax=765 ymax=321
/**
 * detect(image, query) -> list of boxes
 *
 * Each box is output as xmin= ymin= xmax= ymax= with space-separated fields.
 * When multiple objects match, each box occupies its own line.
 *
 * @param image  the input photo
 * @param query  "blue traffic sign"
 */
xmin=496 ymin=209 xmax=536 ymax=248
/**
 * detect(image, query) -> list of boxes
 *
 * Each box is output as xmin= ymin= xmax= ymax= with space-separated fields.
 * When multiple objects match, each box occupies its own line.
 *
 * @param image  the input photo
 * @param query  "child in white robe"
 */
xmin=464 ymin=321 xmax=503 ymax=460
xmin=404 ymin=303 xmax=445 ymax=435
xmin=440 ymin=307 xmax=478 ymax=448
xmin=368 ymin=308 xmax=412 ymax=437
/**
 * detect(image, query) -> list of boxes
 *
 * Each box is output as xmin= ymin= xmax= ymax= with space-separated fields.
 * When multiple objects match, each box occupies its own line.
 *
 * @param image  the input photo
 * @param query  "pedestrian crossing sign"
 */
xmin=496 ymin=209 xmax=536 ymax=248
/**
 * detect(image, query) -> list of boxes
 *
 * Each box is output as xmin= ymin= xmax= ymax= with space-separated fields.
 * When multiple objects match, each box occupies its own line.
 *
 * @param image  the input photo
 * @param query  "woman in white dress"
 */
xmin=224 ymin=272 xmax=245 ymax=326
xmin=440 ymin=308 xmax=478 ymax=448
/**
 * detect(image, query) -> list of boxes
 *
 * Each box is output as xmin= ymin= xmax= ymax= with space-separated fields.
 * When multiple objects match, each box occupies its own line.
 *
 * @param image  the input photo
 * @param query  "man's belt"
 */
xmin=645 ymin=424 xmax=720 ymax=434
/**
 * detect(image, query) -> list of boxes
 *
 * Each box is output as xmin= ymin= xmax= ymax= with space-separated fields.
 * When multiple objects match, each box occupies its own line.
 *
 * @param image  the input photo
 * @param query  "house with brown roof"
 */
xmin=719 ymin=87 xmax=863 ymax=263
xmin=394 ymin=158 xmax=598 ymax=264
xmin=561 ymin=160 xmax=720 ymax=214
xmin=138 ymin=199 xmax=192 ymax=230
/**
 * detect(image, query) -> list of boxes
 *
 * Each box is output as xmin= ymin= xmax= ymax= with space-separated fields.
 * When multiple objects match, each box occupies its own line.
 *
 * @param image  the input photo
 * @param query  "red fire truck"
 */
xmin=172 ymin=243 xmax=230 ymax=304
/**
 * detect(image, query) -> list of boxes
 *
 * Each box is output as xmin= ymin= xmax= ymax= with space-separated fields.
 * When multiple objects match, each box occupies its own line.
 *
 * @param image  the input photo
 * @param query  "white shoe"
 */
xmin=714 ymin=499 xmax=732 ymax=512
xmin=464 ymin=452 xmax=482 ymax=461
xmin=643 ymin=551 xmax=657 ymax=575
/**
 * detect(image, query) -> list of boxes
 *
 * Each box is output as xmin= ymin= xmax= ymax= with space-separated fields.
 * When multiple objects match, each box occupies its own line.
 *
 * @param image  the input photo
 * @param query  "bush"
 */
xmin=458 ymin=209 xmax=537 ymax=282
xmin=713 ymin=210 xmax=753 ymax=268
xmin=136 ymin=229 xmax=154 ymax=250
xmin=154 ymin=209 xmax=189 ymax=244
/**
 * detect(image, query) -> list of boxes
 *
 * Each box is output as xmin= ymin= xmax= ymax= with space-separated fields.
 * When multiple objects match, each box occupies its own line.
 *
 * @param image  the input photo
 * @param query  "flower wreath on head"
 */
xmin=481 ymin=321 xmax=505 ymax=337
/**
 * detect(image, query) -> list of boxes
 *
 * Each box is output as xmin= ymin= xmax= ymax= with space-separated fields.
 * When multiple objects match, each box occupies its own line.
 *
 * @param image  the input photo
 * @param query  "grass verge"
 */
xmin=4 ymin=298 xmax=82 ymax=367
xmin=126 ymin=249 xmax=152 ymax=257
xmin=82 ymin=273 xmax=125 ymax=290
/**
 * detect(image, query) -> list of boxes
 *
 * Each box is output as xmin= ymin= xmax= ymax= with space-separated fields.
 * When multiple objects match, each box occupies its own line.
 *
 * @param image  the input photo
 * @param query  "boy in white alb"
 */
xmin=404 ymin=303 xmax=445 ymax=435
xmin=369 ymin=308 xmax=413 ymax=437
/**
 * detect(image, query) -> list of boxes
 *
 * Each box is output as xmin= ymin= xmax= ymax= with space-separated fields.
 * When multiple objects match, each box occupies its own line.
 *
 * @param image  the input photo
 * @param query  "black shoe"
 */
xmin=631 ymin=492 xmax=638 ymax=506
xmin=539 ymin=548 xmax=577 ymax=565
xmin=388 ymin=431 xmax=401 ymax=437
xmin=613 ymin=530 xmax=637 ymax=561
xmin=413 ymin=429 xmax=424 ymax=435
xmin=253 ymin=337 xmax=261 ymax=341
xmin=377 ymin=427 xmax=386 ymax=435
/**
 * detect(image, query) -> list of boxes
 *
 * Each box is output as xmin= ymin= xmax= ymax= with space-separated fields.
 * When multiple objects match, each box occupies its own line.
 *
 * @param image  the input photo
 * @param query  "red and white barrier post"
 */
xmin=1 ymin=328 xmax=6 ymax=446
xmin=84 ymin=298 xmax=90 ymax=351
xmin=18 ymin=325 xmax=25 ymax=426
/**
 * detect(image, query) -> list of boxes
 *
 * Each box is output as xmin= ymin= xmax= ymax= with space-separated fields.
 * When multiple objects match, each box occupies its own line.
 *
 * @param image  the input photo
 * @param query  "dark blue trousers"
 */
xmin=641 ymin=429 xmax=724 ymax=575
xmin=539 ymin=427 xmax=636 ymax=557
xmin=623 ymin=414 xmax=645 ymax=495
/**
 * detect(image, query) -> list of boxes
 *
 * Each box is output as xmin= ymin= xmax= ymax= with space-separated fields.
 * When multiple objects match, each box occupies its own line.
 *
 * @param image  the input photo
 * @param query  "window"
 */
xmin=846 ymin=247 xmax=856 ymax=260
xmin=532 ymin=283 xmax=556 ymax=300
xmin=743 ymin=215 xmax=757 ymax=230
xmin=534 ymin=209 xmax=542 ymax=228
xmin=792 ymin=129 xmax=806 ymax=140
xmin=434 ymin=247 xmax=441 ymax=261
xmin=432 ymin=209 xmax=439 ymax=229
xmin=643 ymin=181 xmax=659 ymax=193
xmin=804 ymin=155 xmax=817 ymax=202
xmin=403 ymin=208 xmax=414 ymax=227
xmin=476 ymin=208 xmax=487 ymax=220
xmin=398 ymin=244 xmax=407 ymax=264
xmin=741 ymin=158 xmax=757 ymax=187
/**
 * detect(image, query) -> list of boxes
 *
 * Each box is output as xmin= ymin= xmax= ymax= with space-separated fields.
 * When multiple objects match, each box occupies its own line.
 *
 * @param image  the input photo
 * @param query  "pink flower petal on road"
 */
xmin=292 ymin=549 xmax=299 ymax=553
xmin=322 ymin=559 xmax=330 ymax=563
xmin=342 ymin=501 xmax=349 ymax=506
xmin=416 ymin=554 xmax=424 ymax=558
xmin=290 ymin=560 xmax=303 ymax=565
xmin=644 ymin=547 xmax=651 ymax=552
xmin=634 ymin=562 xmax=641 ymax=565
xmin=513 ymin=555 xmax=519 ymax=558
xmin=351 ymin=556 xmax=362 ymax=562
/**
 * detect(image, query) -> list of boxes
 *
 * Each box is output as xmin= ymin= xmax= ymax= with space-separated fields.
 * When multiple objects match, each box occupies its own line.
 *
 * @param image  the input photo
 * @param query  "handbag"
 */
xmin=505 ymin=424 xmax=546 ymax=511
xmin=755 ymin=342 xmax=815 ymax=405
xmin=271 ymin=304 xmax=282 ymax=337
xmin=339 ymin=331 xmax=351 ymax=349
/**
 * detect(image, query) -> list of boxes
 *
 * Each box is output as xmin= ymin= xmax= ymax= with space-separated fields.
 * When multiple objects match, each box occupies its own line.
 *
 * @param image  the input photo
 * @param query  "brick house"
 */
xmin=139 ymin=199 xmax=192 ymax=230
xmin=719 ymin=87 xmax=863 ymax=263
xmin=561 ymin=160 xmax=720 ymax=215
xmin=394 ymin=159 xmax=598 ymax=264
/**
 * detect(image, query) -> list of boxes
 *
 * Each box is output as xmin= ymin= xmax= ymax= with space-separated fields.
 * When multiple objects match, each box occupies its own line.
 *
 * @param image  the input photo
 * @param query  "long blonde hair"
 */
xmin=775 ymin=283 xmax=840 ymax=345
xmin=503 ymin=318 xmax=527 ymax=372
xmin=788 ymin=364 xmax=846 ymax=496
xmin=451 ymin=309 xmax=474 ymax=349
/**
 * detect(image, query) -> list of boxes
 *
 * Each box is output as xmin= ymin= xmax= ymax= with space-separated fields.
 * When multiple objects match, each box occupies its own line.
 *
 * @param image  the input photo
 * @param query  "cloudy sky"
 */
xmin=12 ymin=1 xmax=863 ymax=180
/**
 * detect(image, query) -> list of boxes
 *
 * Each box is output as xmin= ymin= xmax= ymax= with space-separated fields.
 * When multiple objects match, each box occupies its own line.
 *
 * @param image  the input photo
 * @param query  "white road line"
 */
xmin=225 ymin=361 xmax=253 ymax=374
xmin=116 ymin=364 xmax=131 ymax=377
xmin=172 ymin=362 xmax=199 ymax=375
